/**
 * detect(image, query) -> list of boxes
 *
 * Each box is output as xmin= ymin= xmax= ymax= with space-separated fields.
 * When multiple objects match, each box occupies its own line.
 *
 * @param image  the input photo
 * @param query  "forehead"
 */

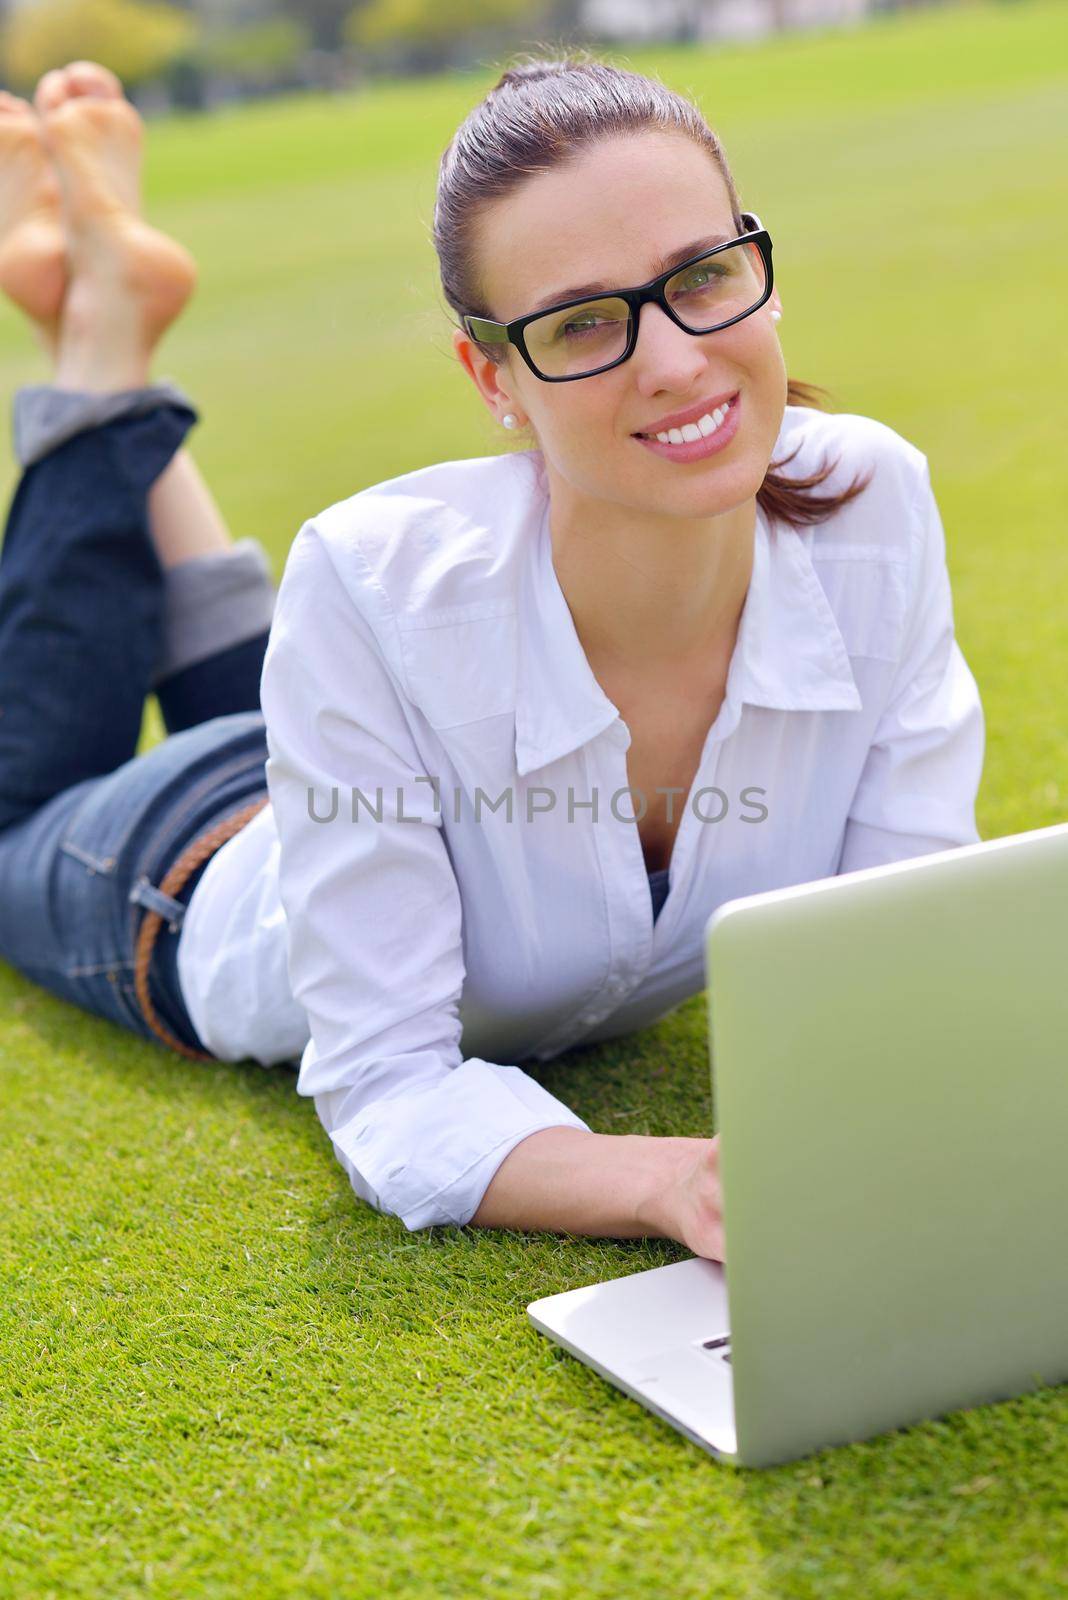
xmin=475 ymin=130 xmax=734 ymax=322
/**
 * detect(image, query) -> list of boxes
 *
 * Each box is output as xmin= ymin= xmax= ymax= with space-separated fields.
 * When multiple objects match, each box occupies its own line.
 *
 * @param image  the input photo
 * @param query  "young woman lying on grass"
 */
xmin=0 ymin=56 xmax=984 ymax=1261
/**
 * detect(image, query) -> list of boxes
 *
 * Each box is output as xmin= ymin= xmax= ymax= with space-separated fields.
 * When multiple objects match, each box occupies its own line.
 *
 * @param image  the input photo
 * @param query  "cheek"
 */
xmin=759 ymin=334 xmax=789 ymax=408
xmin=535 ymin=394 xmax=604 ymax=451
xmin=729 ymin=327 xmax=787 ymax=411
xmin=728 ymin=320 xmax=779 ymax=367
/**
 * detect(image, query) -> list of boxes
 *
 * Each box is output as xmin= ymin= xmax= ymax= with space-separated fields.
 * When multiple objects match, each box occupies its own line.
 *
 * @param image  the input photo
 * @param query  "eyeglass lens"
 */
xmin=523 ymin=239 xmax=768 ymax=379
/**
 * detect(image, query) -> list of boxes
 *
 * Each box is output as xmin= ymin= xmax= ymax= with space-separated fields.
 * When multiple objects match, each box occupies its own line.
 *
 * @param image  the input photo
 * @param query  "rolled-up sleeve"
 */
xmin=259 ymin=519 xmax=589 ymax=1231
xmin=836 ymin=462 xmax=985 ymax=874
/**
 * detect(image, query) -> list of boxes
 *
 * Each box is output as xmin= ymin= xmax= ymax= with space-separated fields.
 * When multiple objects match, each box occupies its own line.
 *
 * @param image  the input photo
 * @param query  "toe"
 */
xmin=0 ymin=93 xmax=43 ymax=158
xmin=33 ymin=68 xmax=70 ymax=116
xmin=64 ymin=61 xmax=126 ymax=101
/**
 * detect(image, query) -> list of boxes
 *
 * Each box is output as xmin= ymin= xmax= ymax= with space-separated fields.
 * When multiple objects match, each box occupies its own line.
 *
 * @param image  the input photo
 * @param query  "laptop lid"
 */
xmin=707 ymin=821 xmax=1068 ymax=1467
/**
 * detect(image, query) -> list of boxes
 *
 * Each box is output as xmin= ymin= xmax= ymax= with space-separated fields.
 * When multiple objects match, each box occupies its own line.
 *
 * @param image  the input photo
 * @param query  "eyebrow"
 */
xmin=527 ymin=233 xmax=735 ymax=314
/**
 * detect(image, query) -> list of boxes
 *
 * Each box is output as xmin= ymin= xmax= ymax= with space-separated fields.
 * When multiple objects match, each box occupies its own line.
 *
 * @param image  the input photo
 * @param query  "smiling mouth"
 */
xmin=633 ymin=392 xmax=739 ymax=443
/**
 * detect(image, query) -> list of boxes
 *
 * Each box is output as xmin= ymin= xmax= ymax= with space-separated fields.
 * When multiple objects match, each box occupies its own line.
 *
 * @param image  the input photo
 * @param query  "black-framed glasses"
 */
xmin=462 ymin=213 xmax=773 ymax=383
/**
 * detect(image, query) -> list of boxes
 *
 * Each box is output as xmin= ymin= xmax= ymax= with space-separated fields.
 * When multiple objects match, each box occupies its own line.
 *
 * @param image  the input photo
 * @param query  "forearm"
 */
xmin=467 ymin=1125 xmax=705 ymax=1241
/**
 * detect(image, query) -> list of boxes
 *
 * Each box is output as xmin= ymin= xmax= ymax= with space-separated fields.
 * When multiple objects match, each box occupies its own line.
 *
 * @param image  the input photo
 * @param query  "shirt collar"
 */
xmin=514 ymin=490 xmax=861 ymax=778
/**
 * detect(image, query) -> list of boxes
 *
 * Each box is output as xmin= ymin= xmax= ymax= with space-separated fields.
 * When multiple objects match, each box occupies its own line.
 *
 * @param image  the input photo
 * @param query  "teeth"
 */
xmin=652 ymin=399 xmax=731 ymax=445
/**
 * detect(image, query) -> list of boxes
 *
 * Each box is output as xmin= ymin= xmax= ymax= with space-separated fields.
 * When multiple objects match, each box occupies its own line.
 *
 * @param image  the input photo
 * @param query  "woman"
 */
xmin=0 ymin=56 xmax=984 ymax=1262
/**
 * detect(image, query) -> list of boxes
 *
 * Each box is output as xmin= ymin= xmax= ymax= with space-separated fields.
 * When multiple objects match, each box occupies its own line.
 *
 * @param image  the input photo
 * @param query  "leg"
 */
xmin=0 ymin=708 xmax=270 ymax=1056
xmin=0 ymin=70 xmax=191 ymax=829
xmin=0 ymin=65 xmax=277 ymax=1058
xmin=34 ymin=62 xmax=279 ymax=731
xmin=149 ymin=447 xmax=233 ymax=567
xmin=0 ymin=65 xmax=275 ymax=761
xmin=0 ymin=401 xmax=196 ymax=832
xmin=148 ymin=453 xmax=275 ymax=730
xmin=11 ymin=380 xmax=277 ymax=736
xmin=0 ymin=381 xmax=272 ymax=1048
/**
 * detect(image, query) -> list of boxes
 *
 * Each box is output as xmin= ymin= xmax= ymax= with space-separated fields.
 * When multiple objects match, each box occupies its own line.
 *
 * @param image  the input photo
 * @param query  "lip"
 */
xmin=632 ymin=392 xmax=741 ymax=463
xmin=632 ymin=389 xmax=739 ymax=438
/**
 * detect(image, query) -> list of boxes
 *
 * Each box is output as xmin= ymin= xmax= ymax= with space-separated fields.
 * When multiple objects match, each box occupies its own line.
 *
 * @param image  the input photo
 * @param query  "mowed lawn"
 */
xmin=1 ymin=2 xmax=1067 ymax=1595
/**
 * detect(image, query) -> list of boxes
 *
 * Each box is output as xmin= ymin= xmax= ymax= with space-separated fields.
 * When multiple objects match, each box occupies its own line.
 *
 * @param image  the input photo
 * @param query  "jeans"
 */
xmin=0 ymin=390 xmax=276 ymax=1057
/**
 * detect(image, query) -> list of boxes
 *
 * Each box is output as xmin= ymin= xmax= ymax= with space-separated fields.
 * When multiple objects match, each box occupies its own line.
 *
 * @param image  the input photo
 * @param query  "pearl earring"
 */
xmin=502 ymin=413 xmax=518 ymax=429
xmin=770 ymin=310 xmax=782 ymax=323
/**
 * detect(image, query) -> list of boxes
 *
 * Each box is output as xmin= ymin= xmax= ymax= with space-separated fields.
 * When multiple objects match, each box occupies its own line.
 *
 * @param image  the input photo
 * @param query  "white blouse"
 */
xmin=176 ymin=404 xmax=985 ymax=1231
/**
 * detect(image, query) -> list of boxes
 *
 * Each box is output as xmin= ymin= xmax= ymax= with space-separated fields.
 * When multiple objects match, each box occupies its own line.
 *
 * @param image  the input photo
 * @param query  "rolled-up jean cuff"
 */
xmin=12 ymin=379 xmax=199 ymax=468
xmin=152 ymin=538 xmax=277 ymax=684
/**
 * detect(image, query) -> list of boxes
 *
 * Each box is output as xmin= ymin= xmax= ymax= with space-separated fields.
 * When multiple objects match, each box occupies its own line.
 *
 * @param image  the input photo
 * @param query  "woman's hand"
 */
xmin=467 ymin=1126 xmax=726 ymax=1255
xmin=638 ymin=1134 xmax=726 ymax=1261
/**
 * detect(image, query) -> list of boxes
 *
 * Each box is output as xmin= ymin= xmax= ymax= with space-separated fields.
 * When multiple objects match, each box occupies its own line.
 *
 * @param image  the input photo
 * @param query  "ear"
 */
xmin=452 ymin=327 xmax=521 ymax=425
xmin=770 ymin=289 xmax=783 ymax=318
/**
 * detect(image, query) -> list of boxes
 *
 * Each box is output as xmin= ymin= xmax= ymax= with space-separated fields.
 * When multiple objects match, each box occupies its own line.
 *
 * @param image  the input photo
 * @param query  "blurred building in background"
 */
xmin=580 ymin=0 xmax=879 ymax=44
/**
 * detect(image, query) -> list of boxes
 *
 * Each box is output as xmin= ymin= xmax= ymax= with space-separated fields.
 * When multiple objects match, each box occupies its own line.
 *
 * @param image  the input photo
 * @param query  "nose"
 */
xmin=631 ymin=300 xmax=709 ymax=392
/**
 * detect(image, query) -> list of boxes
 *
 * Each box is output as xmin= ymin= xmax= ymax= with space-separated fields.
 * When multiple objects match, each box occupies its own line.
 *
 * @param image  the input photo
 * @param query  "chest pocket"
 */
xmin=399 ymin=608 xmax=517 ymax=732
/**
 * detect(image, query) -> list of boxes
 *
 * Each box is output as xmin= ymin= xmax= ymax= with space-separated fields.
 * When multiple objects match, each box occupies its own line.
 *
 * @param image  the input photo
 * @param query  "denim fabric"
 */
xmin=152 ymin=539 xmax=277 ymax=685
xmin=648 ymin=866 xmax=670 ymax=923
xmin=12 ymin=379 xmax=196 ymax=469
xmin=156 ymin=632 xmax=273 ymax=736
xmin=0 ymin=398 xmax=271 ymax=1057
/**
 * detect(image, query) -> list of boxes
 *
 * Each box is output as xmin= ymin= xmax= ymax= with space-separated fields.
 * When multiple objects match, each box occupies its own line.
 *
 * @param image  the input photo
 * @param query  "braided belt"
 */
xmin=133 ymin=795 xmax=270 ymax=1062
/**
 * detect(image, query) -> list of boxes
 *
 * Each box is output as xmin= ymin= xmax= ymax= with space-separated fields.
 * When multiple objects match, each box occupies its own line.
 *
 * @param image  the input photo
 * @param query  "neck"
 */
xmin=544 ymin=470 xmax=758 ymax=681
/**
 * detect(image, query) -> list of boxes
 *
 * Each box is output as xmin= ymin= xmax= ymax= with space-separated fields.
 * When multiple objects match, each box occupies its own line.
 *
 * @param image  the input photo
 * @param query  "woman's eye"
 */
xmin=562 ymin=317 xmax=601 ymax=338
xmin=679 ymin=266 xmax=723 ymax=291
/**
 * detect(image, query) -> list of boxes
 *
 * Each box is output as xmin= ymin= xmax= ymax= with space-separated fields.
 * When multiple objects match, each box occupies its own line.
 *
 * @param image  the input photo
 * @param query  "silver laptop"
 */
xmin=528 ymin=821 xmax=1068 ymax=1467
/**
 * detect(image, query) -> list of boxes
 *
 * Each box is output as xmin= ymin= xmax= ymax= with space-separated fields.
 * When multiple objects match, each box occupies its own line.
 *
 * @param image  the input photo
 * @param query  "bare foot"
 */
xmin=0 ymin=92 xmax=66 ymax=347
xmin=35 ymin=61 xmax=197 ymax=391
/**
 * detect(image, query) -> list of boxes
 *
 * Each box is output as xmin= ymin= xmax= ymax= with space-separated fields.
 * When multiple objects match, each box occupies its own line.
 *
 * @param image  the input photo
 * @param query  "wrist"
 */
xmin=630 ymin=1134 xmax=705 ymax=1241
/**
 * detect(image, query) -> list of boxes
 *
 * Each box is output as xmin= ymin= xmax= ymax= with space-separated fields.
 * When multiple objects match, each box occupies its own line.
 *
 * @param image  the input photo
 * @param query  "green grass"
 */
xmin=1 ymin=1 xmax=1067 ymax=1594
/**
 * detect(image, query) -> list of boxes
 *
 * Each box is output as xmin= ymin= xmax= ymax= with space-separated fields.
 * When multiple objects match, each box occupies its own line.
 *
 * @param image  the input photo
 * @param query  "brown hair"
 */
xmin=433 ymin=52 xmax=873 ymax=532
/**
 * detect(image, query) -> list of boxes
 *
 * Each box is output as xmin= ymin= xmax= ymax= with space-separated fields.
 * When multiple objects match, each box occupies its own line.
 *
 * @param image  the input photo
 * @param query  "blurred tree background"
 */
xmin=2 ymin=0 xmax=195 ymax=88
xmin=346 ymin=0 xmax=552 ymax=76
xmin=0 ymin=0 xmax=1001 ymax=108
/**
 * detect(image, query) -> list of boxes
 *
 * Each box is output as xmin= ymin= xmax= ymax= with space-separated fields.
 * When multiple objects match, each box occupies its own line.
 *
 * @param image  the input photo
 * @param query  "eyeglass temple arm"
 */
xmin=464 ymin=313 xmax=510 ymax=341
